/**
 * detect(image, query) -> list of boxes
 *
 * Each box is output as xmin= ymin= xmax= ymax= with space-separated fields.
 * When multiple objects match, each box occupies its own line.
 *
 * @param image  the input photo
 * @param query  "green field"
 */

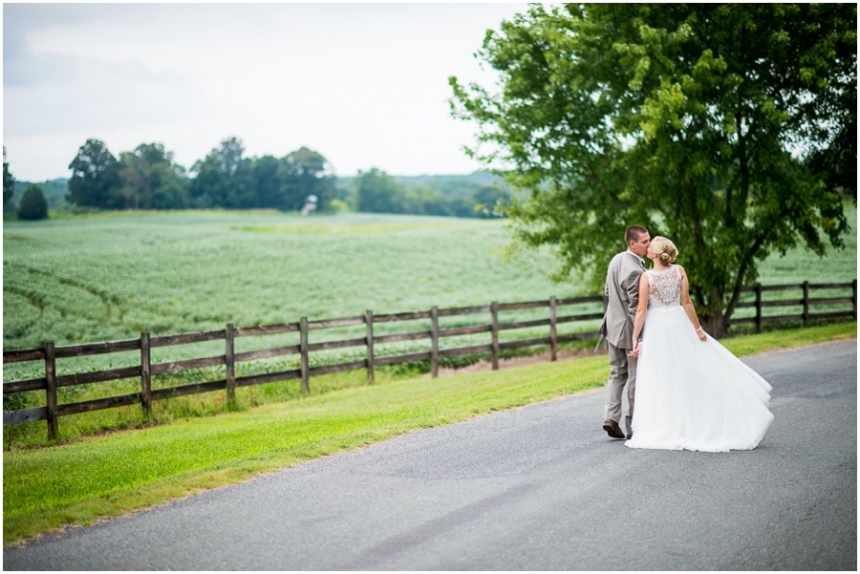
xmin=4 ymin=208 xmax=856 ymax=352
xmin=4 ymin=212 xmax=571 ymax=351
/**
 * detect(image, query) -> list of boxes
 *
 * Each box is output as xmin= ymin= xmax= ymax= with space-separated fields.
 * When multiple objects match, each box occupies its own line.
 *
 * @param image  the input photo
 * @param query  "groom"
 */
xmin=598 ymin=225 xmax=650 ymax=439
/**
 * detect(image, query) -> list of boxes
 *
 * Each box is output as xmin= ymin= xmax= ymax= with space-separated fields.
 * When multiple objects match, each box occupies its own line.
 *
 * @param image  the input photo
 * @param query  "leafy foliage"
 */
xmin=119 ymin=143 xmax=188 ymax=209
xmin=189 ymin=137 xmax=255 ymax=209
xmin=67 ymin=139 xmax=122 ymax=209
xmin=59 ymin=137 xmax=511 ymax=218
xmin=355 ymin=168 xmax=511 ymax=217
xmin=64 ymin=137 xmax=340 ymax=213
xmin=449 ymin=3 xmax=857 ymax=333
xmin=11 ymin=179 xmax=70 ymax=212
xmin=356 ymin=168 xmax=403 ymax=213
xmin=16 ymin=185 xmax=48 ymax=220
xmin=3 ymin=147 xmax=14 ymax=208
xmin=277 ymin=147 xmax=337 ymax=212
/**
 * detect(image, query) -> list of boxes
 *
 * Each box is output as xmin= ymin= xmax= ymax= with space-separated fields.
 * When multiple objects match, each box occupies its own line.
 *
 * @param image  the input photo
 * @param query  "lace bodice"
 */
xmin=647 ymin=266 xmax=682 ymax=308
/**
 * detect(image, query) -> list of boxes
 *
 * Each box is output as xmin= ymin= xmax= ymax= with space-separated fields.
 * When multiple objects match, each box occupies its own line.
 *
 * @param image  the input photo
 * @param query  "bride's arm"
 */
xmin=630 ymin=273 xmax=650 ymax=354
xmin=678 ymin=266 xmax=707 ymax=341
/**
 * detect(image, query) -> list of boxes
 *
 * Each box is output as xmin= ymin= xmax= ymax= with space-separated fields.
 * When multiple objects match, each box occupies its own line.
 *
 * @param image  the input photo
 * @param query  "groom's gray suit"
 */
xmin=598 ymin=250 xmax=645 ymax=436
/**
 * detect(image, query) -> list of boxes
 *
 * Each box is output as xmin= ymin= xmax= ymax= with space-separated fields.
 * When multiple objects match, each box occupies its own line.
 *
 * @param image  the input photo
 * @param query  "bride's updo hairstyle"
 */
xmin=651 ymin=236 xmax=678 ymax=265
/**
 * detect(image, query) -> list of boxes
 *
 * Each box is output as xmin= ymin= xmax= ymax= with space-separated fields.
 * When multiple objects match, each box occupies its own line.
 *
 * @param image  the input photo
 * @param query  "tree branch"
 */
xmin=723 ymin=207 xmax=789 ymax=322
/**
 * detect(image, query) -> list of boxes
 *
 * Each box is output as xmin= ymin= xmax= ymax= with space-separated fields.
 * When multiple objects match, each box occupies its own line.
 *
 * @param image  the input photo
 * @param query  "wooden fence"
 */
xmin=729 ymin=280 xmax=857 ymax=332
xmin=4 ymin=280 xmax=856 ymax=439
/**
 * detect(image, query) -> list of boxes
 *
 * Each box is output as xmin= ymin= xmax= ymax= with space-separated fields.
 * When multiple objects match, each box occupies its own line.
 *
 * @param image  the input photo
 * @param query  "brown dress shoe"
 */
xmin=602 ymin=419 xmax=625 ymax=439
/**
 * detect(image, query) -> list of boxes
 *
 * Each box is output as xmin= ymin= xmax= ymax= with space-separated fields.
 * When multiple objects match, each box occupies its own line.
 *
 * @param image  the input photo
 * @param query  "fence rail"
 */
xmin=4 ymin=279 xmax=855 ymax=439
xmin=728 ymin=280 xmax=856 ymax=331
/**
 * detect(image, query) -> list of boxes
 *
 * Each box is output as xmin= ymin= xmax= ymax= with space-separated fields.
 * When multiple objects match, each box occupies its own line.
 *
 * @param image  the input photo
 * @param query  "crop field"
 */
xmin=4 ymin=212 xmax=571 ymax=350
xmin=4 ymin=208 xmax=856 ymax=359
xmin=2 ymin=208 xmax=855 ymax=445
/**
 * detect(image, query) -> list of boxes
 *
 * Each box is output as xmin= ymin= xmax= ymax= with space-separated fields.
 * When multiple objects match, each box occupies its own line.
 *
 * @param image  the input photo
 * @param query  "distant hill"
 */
xmin=331 ymin=170 xmax=513 ymax=218
xmin=336 ymin=171 xmax=507 ymax=199
xmin=393 ymin=171 xmax=506 ymax=197
xmin=7 ymin=178 xmax=70 ymax=212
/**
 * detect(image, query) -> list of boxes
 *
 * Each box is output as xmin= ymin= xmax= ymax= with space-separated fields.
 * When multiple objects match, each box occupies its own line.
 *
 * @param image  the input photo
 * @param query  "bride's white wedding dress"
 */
xmin=626 ymin=266 xmax=774 ymax=452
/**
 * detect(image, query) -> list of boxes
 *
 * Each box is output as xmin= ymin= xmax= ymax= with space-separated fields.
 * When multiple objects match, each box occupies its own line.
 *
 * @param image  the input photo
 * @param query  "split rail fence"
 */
xmin=4 ymin=279 xmax=856 ymax=439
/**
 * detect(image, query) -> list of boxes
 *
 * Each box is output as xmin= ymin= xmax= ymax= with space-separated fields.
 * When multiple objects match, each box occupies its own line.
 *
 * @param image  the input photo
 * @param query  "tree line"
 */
xmin=3 ymin=138 xmax=512 ymax=219
xmin=64 ymin=137 xmax=338 ymax=212
xmin=351 ymin=168 xmax=510 ymax=218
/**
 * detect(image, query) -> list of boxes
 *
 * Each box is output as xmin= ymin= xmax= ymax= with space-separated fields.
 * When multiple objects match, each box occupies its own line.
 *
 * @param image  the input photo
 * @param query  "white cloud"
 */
xmin=3 ymin=3 xmax=529 ymax=181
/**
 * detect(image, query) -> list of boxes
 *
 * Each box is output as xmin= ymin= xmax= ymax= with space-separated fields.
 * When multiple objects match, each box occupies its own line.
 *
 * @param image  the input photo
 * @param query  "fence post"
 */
xmin=300 ymin=317 xmax=310 ymax=393
xmin=225 ymin=323 xmax=236 ymax=405
xmin=801 ymin=281 xmax=810 ymax=328
xmin=45 ymin=342 xmax=58 ymax=441
xmin=754 ymin=284 xmax=762 ymax=334
xmin=430 ymin=306 xmax=439 ymax=378
xmin=140 ymin=332 xmax=152 ymax=416
xmin=365 ymin=310 xmax=374 ymax=383
xmin=491 ymin=301 xmax=499 ymax=370
xmin=549 ymin=296 xmax=558 ymax=362
xmin=852 ymin=279 xmax=857 ymax=321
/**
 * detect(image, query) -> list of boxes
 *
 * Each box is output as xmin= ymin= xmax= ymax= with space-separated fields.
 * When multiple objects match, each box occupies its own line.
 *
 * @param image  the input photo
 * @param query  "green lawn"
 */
xmin=3 ymin=322 xmax=855 ymax=545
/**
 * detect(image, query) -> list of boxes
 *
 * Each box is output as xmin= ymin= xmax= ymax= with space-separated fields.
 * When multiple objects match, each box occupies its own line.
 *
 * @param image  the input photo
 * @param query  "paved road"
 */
xmin=5 ymin=340 xmax=856 ymax=570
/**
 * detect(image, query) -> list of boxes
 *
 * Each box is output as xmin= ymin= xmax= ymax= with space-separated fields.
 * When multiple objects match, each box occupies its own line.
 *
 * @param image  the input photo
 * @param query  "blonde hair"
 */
xmin=651 ymin=236 xmax=678 ymax=265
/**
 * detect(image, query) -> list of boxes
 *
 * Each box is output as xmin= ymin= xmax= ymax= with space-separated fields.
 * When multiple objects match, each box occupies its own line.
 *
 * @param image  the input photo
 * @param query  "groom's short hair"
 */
xmin=626 ymin=225 xmax=648 ymax=244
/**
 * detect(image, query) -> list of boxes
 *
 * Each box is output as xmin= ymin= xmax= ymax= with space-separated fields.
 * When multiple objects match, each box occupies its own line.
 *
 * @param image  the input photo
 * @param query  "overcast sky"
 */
xmin=4 ymin=2 xmax=530 ymax=182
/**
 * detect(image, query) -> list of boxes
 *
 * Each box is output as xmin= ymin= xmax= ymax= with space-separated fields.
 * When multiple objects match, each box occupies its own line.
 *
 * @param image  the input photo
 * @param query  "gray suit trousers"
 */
xmin=605 ymin=342 xmax=636 ymax=435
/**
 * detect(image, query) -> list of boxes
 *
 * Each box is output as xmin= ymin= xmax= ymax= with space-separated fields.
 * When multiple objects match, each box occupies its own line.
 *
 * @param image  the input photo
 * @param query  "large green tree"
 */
xmin=67 ymin=139 xmax=122 ymax=209
xmin=252 ymin=154 xmax=282 ymax=209
xmin=450 ymin=3 xmax=856 ymax=334
xmin=17 ymin=185 xmax=48 ymax=220
xmin=473 ymin=185 xmax=512 ymax=218
xmin=189 ymin=137 xmax=255 ymax=209
xmin=356 ymin=168 xmax=404 ymax=213
xmin=277 ymin=147 xmax=337 ymax=212
xmin=118 ymin=143 xmax=188 ymax=209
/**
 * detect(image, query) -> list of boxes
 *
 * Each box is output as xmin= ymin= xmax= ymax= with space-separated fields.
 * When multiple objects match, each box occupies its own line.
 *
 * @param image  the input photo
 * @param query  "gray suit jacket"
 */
xmin=598 ymin=251 xmax=645 ymax=349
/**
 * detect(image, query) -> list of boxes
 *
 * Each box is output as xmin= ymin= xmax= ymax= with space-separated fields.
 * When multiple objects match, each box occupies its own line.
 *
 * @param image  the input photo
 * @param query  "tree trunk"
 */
xmin=704 ymin=313 xmax=728 ymax=339
xmin=700 ymin=294 xmax=729 ymax=338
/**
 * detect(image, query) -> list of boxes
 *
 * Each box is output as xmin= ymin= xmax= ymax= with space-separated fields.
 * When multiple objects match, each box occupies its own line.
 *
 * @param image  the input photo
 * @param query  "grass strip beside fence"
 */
xmin=4 ymin=322 xmax=855 ymax=545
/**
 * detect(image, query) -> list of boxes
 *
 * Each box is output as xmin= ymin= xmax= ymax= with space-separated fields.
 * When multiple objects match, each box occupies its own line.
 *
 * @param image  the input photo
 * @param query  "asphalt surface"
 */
xmin=4 ymin=339 xmax=856 ymax=570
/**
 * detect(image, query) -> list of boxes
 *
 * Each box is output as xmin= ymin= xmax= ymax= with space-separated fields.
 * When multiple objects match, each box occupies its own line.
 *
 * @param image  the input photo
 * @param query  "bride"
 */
xmin=625 ymin=237 xmax=774 ymax=452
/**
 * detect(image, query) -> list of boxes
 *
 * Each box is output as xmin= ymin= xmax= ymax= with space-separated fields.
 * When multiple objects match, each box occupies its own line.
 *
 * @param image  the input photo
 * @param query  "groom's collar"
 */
xmin=626 ymin=249 xmax=645 ymax=267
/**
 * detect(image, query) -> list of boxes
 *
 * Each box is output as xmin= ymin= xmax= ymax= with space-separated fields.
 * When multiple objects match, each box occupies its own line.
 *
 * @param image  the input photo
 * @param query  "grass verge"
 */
xmin=2 ymin=338 xmax=600 ymax=450
xmin=4 ymin=322 xmax=855 ymax=545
